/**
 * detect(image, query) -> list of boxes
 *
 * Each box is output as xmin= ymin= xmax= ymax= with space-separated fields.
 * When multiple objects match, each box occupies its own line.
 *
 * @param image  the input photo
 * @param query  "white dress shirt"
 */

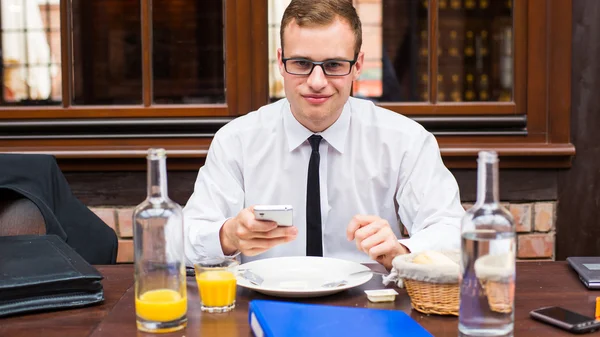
xmin=181 ymin=97 xmax=465 ymax=265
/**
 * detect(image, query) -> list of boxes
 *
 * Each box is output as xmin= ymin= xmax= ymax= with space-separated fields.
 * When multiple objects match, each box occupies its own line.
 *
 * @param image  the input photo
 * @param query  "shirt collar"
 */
xmin=283 ymin=99 xmax=351 ymax=153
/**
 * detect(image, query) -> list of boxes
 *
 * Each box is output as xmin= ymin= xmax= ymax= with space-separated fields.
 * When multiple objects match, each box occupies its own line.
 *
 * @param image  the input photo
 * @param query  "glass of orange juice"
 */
xmin=194 ymin=258 xmax=238 ymax=313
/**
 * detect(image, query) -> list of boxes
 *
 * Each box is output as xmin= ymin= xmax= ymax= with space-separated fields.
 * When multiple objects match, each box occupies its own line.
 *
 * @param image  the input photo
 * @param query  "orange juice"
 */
xmin=135 ymin=288 xmax=187 ymax=322
xmin=196 ymin=270 xmax=237 ymax=307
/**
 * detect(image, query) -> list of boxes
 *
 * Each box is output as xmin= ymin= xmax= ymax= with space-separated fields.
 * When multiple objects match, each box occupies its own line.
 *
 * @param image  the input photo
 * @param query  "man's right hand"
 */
xmin=219 ymin=206 xmax=298 ymax=256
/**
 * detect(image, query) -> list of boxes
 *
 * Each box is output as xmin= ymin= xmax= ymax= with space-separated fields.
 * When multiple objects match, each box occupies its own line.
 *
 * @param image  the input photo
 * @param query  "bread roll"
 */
xmin=412 ymin=251 xmax=458 ymax=266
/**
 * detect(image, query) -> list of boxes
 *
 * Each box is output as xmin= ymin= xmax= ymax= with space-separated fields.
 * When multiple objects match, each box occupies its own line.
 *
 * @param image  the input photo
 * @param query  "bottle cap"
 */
xmin=477 ymin=150 xmax=498 ymax=162
xmin=147 ymin=148 xmax=167 ymax=159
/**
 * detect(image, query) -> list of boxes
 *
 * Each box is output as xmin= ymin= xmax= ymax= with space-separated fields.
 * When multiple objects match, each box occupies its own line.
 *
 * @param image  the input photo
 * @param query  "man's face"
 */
xmin=278 ymin=18 xmax=363 ymax=132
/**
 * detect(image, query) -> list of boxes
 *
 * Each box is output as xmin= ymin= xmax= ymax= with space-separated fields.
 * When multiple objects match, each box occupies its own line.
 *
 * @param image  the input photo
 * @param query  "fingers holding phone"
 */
xmin=253 ymin=205 xmax=294 ymax=226
xmin=220 ymin=205 xmax=297 ymax=256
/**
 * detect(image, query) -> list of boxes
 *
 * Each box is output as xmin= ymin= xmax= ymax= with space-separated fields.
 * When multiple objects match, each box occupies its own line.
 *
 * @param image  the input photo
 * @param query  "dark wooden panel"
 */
xmin=250 ymin=0 xmax=268 ymax=110
xmin=141 ymin=0 xmax=152 ymax=107
xmin=0 ymin=115 xmax=528 ymax=139
xmin=66 ymin=169 xmax=558 ymax=207
xmin=556 ymin=0 xmax=600 ymax=259
xmin=66 ymin=171 xmax=199 ymax=206
xmin=428 ymin=0 xmax=438 ymax=103
xmin=548 ymin=0 xmax=573 ymax=144
xmin=452 ymin=169 xmax=558 ymax=202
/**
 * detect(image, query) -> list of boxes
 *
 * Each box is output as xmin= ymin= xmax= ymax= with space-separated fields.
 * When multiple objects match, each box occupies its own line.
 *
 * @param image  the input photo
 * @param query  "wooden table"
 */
xmin=0 ymin=265 xmax=134 ymax=337
xmin=1 ymin=262 xmax=597 ymax=336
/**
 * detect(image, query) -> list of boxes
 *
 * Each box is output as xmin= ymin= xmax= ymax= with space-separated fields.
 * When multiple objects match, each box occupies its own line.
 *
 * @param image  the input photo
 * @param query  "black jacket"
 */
xmin=0 ymin=154 xmax=117 ymax=264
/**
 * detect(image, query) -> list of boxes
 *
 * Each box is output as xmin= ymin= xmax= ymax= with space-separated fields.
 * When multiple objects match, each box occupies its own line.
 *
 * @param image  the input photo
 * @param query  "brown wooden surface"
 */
xmin=0 ymin=262 xmax=574 ymax=337
xmin=63 ymin=168 xmax=558 ymax=207
xmin=0 ymin=265 xmax=134 ymax=337
xmin=428 ymin=0 xmax=438 ymax=104
xmin=526 ymin=0 xmax=548 ymax=137
xmin=59 ymin=0 xmax=72 ymax=108
xmin=547 ymin=0 xmax=572 ymax=145
xmin=0 ymin=143 xmax=575 ymax=170
xmin=233 ymin=0 xmax=252 ymax=117
xmin=250 ymin=0 xmax=269 ymax=111
xmin=556 ymin=0 xmax=600 ymax=259
xmin=0 ymin=263 xmax=592 ymax=336
xmin=141 ymin=0 xmax=153 ymax=107
xmin=513 ymin=0 xmax=527 ymax=116
xmin=452 ymin=169 xmax=559 ymax=203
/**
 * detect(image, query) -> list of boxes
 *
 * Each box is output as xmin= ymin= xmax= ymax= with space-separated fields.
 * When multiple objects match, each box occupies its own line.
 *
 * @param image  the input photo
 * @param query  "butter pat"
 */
xmin=365 ymin=289 xmax=399 ymax=303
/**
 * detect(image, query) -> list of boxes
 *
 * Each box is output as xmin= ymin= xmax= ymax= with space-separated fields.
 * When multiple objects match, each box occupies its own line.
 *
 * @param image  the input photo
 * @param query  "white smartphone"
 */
xmin=253 ymin=205 xmax=293 ymax=227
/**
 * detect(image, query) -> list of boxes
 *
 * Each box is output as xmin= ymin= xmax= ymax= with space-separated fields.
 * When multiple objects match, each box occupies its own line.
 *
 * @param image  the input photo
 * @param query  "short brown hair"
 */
xmin=280 ymin=0 xmax=362 ymax=56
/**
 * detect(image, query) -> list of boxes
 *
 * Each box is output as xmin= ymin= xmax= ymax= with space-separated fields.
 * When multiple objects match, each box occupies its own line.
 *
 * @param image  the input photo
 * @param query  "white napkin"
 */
xmin=383 ymin=251 xmax=460 ymax=287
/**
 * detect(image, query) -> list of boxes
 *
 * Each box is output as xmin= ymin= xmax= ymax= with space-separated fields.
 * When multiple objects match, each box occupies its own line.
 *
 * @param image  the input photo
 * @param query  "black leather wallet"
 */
xmin=0 ymin=235 xmax=104 ymax=317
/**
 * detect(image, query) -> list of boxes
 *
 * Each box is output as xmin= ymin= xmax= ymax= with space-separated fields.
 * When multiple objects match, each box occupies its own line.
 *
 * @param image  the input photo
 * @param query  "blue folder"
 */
xmin=248 ymin=300 xmax=433 ymax=337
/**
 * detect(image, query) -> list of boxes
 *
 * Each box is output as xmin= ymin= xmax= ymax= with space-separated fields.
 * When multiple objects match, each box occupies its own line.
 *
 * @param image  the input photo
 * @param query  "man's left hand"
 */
xmin=346 ymin=215 xmax=409 ymax=270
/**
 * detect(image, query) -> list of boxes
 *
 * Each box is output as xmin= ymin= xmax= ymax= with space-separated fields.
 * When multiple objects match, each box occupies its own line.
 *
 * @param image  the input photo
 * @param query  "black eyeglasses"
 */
xmin=282 ymin=57 xmax=357 ymax=76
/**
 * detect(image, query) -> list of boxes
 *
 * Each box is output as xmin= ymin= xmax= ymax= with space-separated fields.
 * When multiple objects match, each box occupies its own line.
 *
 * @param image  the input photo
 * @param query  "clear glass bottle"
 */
xmin=459 ymin=151 xmax=516 ymax=337
xmin=133 ymin=148 xmax=187 ymax=333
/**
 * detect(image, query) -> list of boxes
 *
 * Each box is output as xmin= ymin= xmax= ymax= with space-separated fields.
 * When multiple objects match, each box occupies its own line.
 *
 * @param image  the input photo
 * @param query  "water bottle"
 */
xmin=459 ymin=151 xmax=516 ymax=337
xmin=133 ymin=148 xmax=187 ymax=333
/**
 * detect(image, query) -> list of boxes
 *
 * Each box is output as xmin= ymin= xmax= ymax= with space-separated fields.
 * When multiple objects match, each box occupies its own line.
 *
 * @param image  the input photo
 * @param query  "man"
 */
xmin=181 ymin=0 xmax=464 ymax=270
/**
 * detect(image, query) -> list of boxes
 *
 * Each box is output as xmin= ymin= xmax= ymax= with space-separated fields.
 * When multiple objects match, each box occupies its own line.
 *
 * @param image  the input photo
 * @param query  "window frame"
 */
xmin=0 ymin=0 xmax=573 ymax=170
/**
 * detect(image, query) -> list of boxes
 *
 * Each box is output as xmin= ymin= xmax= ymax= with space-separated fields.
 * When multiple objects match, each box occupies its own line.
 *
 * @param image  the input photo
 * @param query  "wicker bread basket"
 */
xmin=392 ymin=251 xmax=460 ymax=316
xmin=474 ymin=253 xmax=515 ymax=314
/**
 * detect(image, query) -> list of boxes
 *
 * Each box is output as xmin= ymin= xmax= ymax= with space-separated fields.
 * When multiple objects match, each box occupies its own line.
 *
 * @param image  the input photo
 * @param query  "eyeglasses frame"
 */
xmin=281 ymin=53 xmax=359 ymax=77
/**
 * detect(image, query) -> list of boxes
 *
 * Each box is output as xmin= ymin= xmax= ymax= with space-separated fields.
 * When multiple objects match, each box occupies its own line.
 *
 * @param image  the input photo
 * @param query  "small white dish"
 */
xmin=364 ymin=289 xmax=399 ymax=302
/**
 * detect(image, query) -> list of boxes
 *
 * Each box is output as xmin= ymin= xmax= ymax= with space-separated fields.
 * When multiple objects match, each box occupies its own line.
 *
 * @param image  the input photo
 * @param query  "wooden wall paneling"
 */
xmin=66 ymin=168 xmax=558 ymax=206
xmin=251 ymin=0 xmax=269 ymax=110
xmin=0 ymin=106 xmax=230 ymax=119
xmin=525 ymin=0 xmax=548 ymax=136
xmin=513 ymin=0 xmax=527 ymax=115
xmin=141 ymin=0 xmax=153 ymax=106
xmin=65 ymin=171 xmax=200 ymax=206
xmin=556 ymin=0 xmax=600 ymax=259
xmin=225 ymin=0 xmax=238 ymax=116
xmin=80 ymin=1 xmax=97 ymax=104
xmin=548 ymin=0 xmax=573 ymax=145
xmin=60 ymin=0 xmax=72 ymax=107
xmin=233 ymin=0 xmax=252 ymax=115
xmin=428 ymin=0 xmax=438 ymax=103
xmin=391 ymin=103 xmax=517 ymax=115
xmin=453 ymin=169 xmax=558 ymax=202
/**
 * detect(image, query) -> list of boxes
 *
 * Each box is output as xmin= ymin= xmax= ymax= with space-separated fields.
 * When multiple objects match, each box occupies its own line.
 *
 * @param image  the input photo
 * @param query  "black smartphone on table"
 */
xmin=530 ymin=306 xmax=600 ymax=334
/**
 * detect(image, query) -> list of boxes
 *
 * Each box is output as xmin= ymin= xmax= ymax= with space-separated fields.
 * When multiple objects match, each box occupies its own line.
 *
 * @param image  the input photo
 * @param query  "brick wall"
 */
xmin=95 ymin=201 xmax=556 ymax=263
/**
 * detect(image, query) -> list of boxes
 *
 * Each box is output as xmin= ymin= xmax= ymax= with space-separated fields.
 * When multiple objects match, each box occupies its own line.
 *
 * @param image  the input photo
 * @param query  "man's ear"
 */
xmin=277 ymin=48 xmax=285 ymax=76
xmin=352 ymin=51 xmax=364 ymax=81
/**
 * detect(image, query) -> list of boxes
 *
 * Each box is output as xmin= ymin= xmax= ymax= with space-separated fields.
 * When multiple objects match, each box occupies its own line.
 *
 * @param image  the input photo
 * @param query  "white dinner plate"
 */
xmin=235 ymin=256 xmax=373 ymax=298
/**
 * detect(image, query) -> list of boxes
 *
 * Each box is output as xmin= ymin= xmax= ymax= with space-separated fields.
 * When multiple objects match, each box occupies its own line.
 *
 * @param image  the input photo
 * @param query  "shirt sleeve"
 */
xmin=396 ymin=131 xmax=465 ymax=254
xmin=180 ymin=132 xmax=245 ymax=265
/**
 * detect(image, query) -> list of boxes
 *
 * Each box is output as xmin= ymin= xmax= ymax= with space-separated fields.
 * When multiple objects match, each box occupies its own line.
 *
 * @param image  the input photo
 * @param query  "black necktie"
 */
xmin=306 ymin=134 xmax=323 ymax=256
